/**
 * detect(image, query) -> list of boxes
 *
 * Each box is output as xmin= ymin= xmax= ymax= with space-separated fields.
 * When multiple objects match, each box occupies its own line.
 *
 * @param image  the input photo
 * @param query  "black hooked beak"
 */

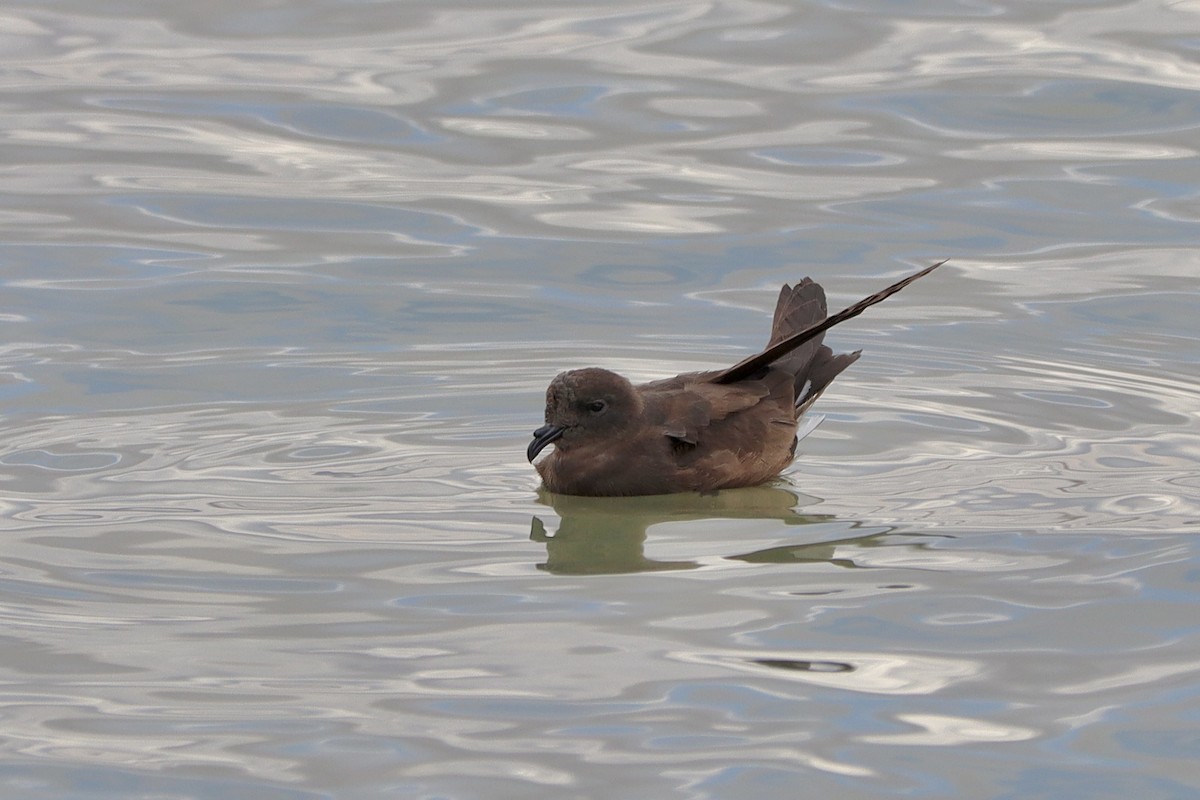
xmin=527 ymin=424 xmax=564 ymax=462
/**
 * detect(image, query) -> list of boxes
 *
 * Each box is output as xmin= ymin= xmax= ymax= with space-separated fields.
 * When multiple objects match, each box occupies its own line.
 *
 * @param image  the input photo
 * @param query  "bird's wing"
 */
xmin=710 ymin=260 xmax=946 ymax=385
xmin=647 ymin=374 xmax=786 ymax=446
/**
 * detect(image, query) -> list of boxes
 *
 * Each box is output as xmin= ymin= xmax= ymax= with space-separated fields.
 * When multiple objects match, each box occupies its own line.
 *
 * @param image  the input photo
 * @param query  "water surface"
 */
xmin=1 ymin=0 xmax=1199 ymax=797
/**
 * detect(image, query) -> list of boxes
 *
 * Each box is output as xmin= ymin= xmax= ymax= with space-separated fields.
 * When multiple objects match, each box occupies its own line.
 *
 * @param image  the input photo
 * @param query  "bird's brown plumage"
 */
xmin=528 ymin=261 xmax=944 ymax=496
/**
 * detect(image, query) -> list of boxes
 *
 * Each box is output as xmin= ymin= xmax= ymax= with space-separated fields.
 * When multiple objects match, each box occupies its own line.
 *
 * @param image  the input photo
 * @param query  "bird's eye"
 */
xmin=586 ymin=400 xmax=607 ymax=414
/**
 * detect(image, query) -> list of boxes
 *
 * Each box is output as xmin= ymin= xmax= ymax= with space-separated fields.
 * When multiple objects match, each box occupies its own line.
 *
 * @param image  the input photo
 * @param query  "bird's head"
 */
xmin=527 ymin=368 xmax=643 ymax=462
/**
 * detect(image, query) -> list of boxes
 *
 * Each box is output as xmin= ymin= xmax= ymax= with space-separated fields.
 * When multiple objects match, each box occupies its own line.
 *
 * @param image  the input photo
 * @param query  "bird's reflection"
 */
xmin=530 ymin=484 xmax=895 ymax=575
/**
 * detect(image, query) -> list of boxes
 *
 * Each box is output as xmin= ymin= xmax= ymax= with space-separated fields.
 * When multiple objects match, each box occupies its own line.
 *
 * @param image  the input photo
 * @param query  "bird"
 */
xmin=527 ymin=260 xmax=945 ymax=497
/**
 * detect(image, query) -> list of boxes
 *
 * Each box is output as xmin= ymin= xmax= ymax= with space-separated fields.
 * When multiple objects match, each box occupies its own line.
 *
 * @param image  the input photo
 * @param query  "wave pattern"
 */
xmin=1 ymin=0 xmax=1199 ymax=797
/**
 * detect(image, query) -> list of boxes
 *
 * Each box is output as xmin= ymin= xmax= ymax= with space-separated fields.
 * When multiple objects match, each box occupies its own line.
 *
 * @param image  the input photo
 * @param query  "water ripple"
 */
xmin=3 ymin=1 xmax=1200 ymax=797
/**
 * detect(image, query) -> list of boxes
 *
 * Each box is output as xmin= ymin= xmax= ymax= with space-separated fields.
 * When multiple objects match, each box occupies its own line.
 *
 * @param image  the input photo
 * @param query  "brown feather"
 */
xmin=528 ymin=262 xmax=945 ymax=496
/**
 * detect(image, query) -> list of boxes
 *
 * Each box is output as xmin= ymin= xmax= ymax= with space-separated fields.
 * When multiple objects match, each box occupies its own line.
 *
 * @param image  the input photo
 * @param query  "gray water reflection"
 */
xmin=530 ymin=485 xmax=927 ymax=575
xmin=531 ymin=486 xmax=852 ymax=574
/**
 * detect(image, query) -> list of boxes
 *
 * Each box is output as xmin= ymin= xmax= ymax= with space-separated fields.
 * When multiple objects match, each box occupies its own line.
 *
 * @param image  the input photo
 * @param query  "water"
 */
xmin=2 ymin=0 xmax=1199 ymax=797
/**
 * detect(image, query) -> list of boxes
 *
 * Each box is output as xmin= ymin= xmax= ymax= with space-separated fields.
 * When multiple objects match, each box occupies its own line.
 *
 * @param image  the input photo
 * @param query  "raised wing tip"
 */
xmin=711 ymin=260 xmax=948 ymax=386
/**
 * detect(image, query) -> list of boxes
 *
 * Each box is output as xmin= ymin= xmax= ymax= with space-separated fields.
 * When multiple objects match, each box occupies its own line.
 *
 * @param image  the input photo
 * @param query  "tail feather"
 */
xmin=794 ymin=348 xmax=860 ymax=414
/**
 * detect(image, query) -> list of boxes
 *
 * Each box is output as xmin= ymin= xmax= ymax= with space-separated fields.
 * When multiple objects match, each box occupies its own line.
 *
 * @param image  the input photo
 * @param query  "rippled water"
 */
xmin=2 ymin=0 xmax=1199 ymax=797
